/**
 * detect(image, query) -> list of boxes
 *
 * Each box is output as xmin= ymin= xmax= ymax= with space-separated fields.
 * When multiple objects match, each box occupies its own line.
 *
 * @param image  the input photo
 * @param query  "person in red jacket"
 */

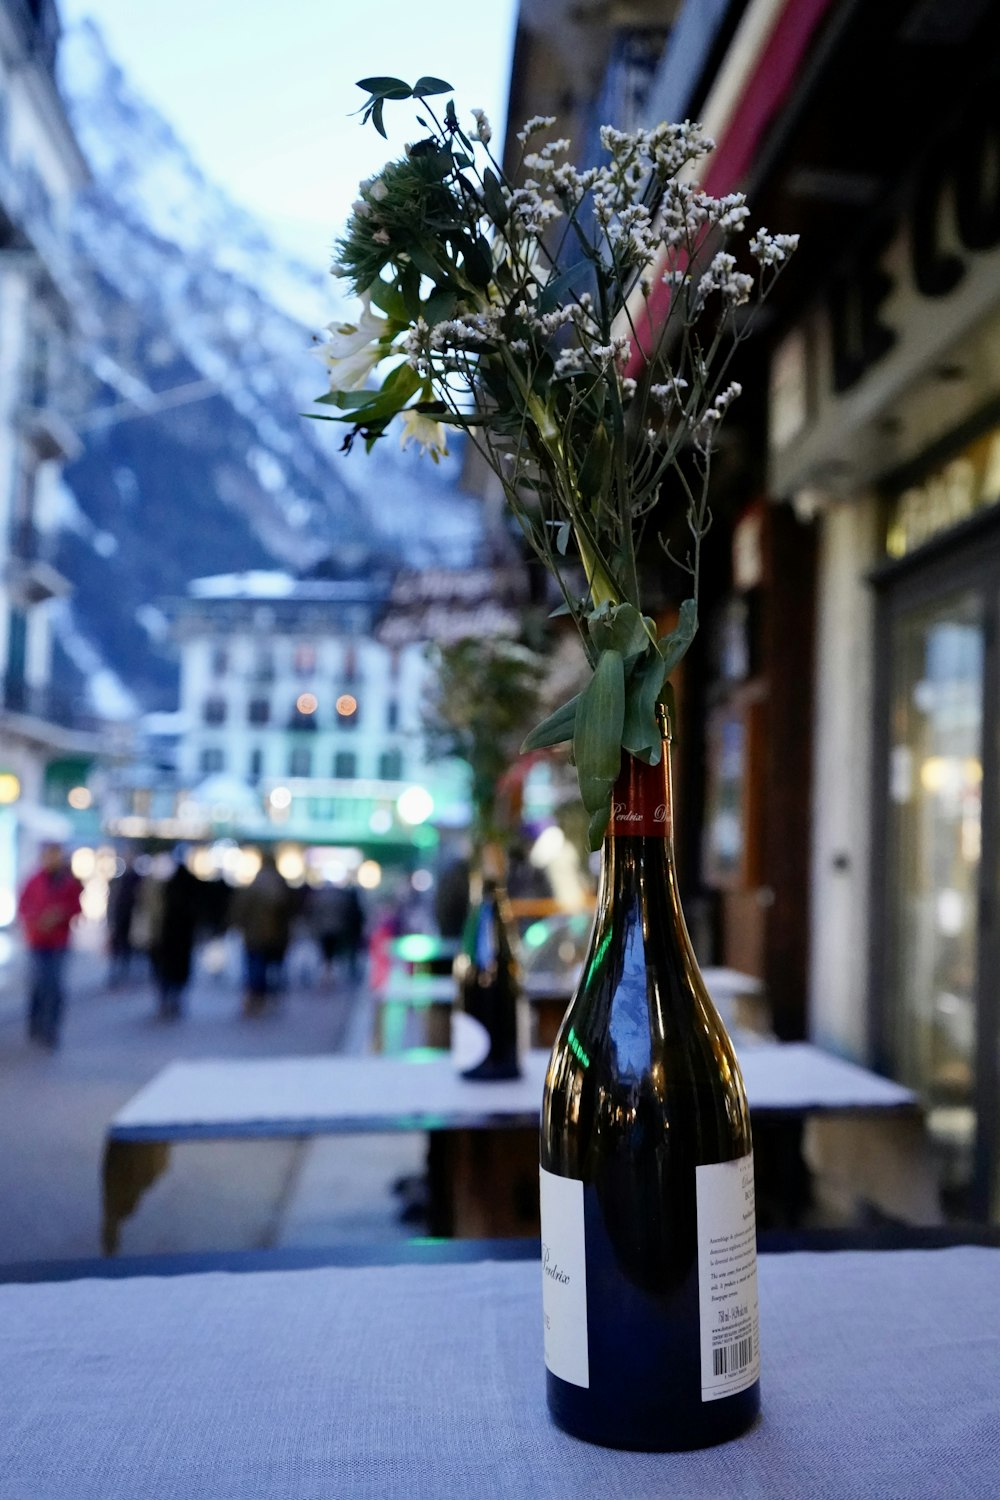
xmin=17 ymin=842 xmax=83 ymax=1049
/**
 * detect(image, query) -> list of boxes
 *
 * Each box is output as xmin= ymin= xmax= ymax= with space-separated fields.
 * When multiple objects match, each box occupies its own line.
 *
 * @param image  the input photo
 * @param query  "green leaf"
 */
xmin=368 ymin=280 xmax=408 ymax=321
xmin=413 ymin=76 xmax=454 ymax=97
xmin=356 ymin=76 xmax=413 ymax=99
xmin=463 ymin=235 xmax=493 ymax=290
xmin=482 ymin=169 xmax=509 ymax=228
xmin=622 ymin=651 xmax=668 ymax=760
xmin=538 ymin=260 xmax=592 ymax=315
xmin=587 ymin=803 xmax=612 ymax=852
xmin=520 ymin=693 xmax=580 ymax=753
xmin=409 ymin=243 xmax=445 ymax=281
xmin=573 ymin=650 xmax=624 ymax=816
xmin=588 ymin=602 xmax=653 ymax=663
xmin=424 ymin=287 xmax=457 ymax=326
xmin=577 ymin=422 xmax=611 ymax=508
xmin=321 ymin=383 xmax=411 ymax=423
xmin=658 ymin=598 xmax=699 ymax=677
xmin=400 ymin=262 xmax=422 ymax=319
xmin=380 ymin=361 xmax=421 ymax=398
xmin=372 ymin=98 xmax=387 ymax=139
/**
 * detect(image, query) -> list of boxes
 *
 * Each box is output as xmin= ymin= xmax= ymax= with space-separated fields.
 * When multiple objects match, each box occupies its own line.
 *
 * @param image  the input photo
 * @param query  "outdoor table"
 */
xmin=1 ymin=1246 xmax=998 ymax=1498
xmin=374 ymin=967 xmax=771 ymax=1052
xmin=102 ymin=1045 xmax=928 ymax=1252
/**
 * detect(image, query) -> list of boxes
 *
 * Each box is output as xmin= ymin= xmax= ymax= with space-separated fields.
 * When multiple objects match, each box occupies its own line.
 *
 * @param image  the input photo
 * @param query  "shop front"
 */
xmin=871 ymin=429 xmax=1000 ymax=1219
xmin=768 ymin=82 xmax=1000 ymax=1220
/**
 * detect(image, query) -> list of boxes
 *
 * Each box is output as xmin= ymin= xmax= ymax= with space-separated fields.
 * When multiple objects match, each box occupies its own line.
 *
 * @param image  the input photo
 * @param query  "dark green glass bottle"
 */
xmin=540 ymin=730 xmax=760 ymax=1450
xmin=452 ymin=856 xmax=526 ymax=1080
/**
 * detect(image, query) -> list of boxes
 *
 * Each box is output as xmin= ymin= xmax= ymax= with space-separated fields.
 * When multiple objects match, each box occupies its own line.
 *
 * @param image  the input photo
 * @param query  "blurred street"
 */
xmin=0 ymin=932 xmax=424 ymax=1268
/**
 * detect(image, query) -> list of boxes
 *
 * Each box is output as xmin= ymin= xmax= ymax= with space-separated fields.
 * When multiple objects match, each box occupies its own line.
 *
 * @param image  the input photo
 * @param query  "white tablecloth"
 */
xmin=110 ymin=1044 xmax=917 ymax=1137
xmin=0 ymin=1250 xmax=996 ymax=1499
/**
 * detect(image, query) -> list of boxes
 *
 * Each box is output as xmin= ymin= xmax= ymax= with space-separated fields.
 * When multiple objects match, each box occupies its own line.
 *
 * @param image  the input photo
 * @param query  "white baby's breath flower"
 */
xmin=516 ymin=114 xmax=557 ymax=145
xmin=749 ymin=229 xmax=800 ymax=266
xmin=471 ymin=109 xmax=492 ymax=144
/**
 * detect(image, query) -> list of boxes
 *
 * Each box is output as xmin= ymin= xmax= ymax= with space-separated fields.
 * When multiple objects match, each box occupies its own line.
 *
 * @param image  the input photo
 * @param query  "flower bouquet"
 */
xmin=315 ymin=76 xmax=796 ymax=845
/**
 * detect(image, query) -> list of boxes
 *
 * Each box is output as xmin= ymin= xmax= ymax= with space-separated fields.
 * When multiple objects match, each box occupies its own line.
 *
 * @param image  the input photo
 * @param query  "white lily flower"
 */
xmin=323 ymin=292 xmax=387 ymax=359
xmin=318 ymin=293 xmax=390 ymax=391
xmin=399 ymin=408 xmax=449 ymax=461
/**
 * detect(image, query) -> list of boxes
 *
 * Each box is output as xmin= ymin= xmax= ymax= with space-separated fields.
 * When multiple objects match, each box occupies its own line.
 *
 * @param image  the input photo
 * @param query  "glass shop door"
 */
xmin=874 ymin=539 xmax=1000 ymax=1221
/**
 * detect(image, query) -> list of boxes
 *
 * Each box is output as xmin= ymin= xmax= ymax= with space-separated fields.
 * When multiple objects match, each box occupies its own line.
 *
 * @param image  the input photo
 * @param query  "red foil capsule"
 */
xmin=609 ymin=753 xmax=672 ymax=839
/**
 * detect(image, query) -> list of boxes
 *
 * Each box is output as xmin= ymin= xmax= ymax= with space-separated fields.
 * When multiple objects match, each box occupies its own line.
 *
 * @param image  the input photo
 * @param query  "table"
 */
xmin=1 ymin=1248 xmax=998 ymax=1498
xmin=103 ymin=1045 xmax=926 ymax=1252
xmin=374 ymin=966 xmax=770 ymax=1052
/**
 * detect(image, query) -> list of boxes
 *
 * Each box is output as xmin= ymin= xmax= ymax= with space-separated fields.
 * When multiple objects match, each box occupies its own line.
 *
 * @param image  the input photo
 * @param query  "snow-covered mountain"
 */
xmin=51 ymin=21 xmax=483 ymax=716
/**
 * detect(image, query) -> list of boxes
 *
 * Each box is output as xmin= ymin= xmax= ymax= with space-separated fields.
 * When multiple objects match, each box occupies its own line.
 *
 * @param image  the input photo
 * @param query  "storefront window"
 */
xmin=886 ymin=591 xmax=983 ymax=1206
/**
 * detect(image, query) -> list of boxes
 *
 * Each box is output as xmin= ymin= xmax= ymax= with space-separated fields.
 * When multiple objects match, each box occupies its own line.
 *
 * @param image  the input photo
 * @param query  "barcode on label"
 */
xmin=712 ymin=1334 xmax=754 ymax=1378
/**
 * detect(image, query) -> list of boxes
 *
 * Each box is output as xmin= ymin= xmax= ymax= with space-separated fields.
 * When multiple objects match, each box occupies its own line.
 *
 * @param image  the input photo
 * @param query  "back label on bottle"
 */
xmin=539 ymin=1167 xmax=589 ymax=1388
xmin=451 ymin=1010 xmax=491 ymax=1072
xmin=695 ymin=1153 xmax=761 ymax=1401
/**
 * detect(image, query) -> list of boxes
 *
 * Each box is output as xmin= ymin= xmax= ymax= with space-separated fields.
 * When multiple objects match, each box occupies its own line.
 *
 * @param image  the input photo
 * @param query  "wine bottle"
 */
xmin=540 ymin=725 xmax=760 ymax=1450
xmin=451 ymin=853 xmax=528 ymax=1080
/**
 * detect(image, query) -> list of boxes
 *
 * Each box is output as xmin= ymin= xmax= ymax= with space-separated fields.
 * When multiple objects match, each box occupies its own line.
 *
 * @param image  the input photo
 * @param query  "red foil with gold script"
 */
xmin=609 ymin=753 xmax=672 ymax=838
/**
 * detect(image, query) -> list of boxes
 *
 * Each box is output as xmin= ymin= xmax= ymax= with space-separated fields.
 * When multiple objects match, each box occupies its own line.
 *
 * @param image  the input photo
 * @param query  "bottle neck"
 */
xmin=608 ymin=744 xmax=674 ymax=847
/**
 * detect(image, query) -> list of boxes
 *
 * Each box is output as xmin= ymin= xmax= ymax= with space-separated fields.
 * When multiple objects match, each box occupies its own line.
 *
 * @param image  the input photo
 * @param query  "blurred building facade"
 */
xmin=502 ymin=0 xmax=1000 ymax=1219
xmin=100 ymin=566 xmax=470 ymax=868
xmin=0 ymin=0 xmax=97 ymax=910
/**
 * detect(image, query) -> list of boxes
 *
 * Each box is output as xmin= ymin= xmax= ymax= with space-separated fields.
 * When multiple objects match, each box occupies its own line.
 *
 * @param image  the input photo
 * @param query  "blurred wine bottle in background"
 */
xmin=452 ymin=845 xmax=528 ymax=1080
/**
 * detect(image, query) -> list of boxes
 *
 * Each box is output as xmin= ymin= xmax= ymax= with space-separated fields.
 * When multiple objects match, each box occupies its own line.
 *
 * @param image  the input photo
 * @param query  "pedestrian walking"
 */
xmin=17 ymin=842 xmax=83 ymax=1050
xmin=105 ymin=854 xmax=143 ymax=987
xmin=230 ymin=853 xmax=296 ymax=1015
xmin=306 ymin=879 xmax=366 ymax=985
xmin=142 ymin=850 xmax=203 ymax=1020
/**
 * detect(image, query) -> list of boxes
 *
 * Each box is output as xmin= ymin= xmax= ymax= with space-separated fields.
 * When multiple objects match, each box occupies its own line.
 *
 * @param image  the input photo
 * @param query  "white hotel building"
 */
xmin=169 ymin=569 xmax=469 ymax=861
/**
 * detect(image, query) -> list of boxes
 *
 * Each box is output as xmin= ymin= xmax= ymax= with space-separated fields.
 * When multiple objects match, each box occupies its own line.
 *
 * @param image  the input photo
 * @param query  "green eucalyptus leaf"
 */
xmin=658 ymin=597 xmax=699 ymax=676
xmin=573 ymin=649 xmax=624 ymax=815
xmin=622 ymin=651 xmax=668 ymax=760
xmin=413 ymin=76 xmax=454 ymax=97
xmin=588 ymin=602 xmax=653 ymax=663
xmin=555 ymin=521 xmax=571 ymax=555
xmin=587 ymin=802 xmax=612 ymax=852
xmin=520 ymin=693 xmax=580 ymax=753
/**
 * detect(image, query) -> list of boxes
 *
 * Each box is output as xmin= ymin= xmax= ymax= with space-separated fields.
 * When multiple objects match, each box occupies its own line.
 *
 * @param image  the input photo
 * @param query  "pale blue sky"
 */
xmin=60 ymin=0 xmax=518 ymax=267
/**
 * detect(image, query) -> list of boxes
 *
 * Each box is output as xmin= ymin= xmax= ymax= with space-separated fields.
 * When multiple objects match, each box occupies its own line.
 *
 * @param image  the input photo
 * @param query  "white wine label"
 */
xmin=539 ymin=1167 xmax=589 ymax=1388
xmin=695 ymin=1153 xmax=761 ymax=1402
xmin=451 ymin=1009 xmax=491 ymax=1072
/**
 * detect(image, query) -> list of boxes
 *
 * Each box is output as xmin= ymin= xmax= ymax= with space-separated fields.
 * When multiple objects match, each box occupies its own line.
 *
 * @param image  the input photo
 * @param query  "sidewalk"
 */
xmin=0 ymin=939 xmax=431 ymax=1267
